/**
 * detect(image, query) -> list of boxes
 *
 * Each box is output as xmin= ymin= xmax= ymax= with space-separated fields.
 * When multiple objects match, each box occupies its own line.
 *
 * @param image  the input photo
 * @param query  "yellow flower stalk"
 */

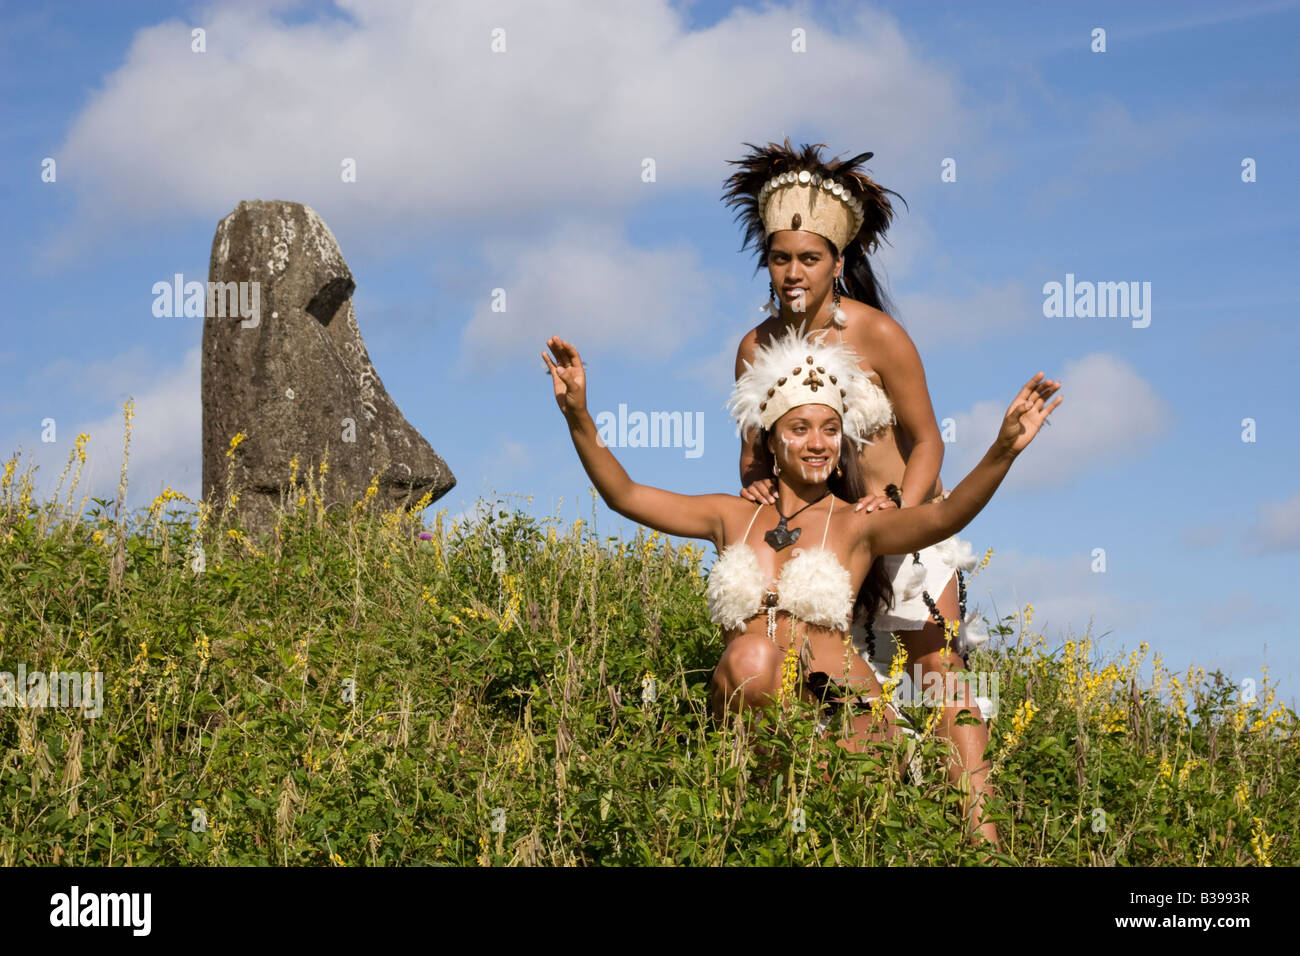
xmin=1250 ymin=818 xmax=1273 ymax=866
xmin=871 ymin=641 xmax=908 ymax=725
xmin=500 ymin=572 xmax=523 ymax=631
xmin=1233 ymin=781 xmax=1249 ymax=810
xmin=1002 ymin=699 xmax=1038 ymax=751
xmin=777 ymin=637 xmax=800 ymax=706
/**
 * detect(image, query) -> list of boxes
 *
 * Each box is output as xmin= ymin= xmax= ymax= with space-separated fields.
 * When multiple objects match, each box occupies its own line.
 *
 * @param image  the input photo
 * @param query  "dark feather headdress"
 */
xmin=721 ymin=137 xmax=905 ymax=258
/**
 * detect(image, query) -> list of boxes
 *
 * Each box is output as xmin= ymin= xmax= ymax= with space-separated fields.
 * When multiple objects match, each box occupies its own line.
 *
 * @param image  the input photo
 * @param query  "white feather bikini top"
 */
xmin=706 ymin=498 xmax=854 ymax=632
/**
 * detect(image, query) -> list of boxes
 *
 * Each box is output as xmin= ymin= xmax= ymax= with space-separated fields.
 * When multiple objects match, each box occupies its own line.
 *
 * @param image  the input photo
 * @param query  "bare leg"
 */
xmin=710 ymin=635 xmax=788 ymax=767
xmin=801 ymin=635 xmax=906 ymax=781
xmin=900 ymin=575 xmax=999 ymax=849
xmin=710 ymin=634 xmax=785 ymax=721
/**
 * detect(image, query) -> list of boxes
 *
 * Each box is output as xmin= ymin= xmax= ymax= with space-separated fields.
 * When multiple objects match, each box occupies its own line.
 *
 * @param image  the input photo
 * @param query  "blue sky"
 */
xmin=2 ymin=0 xmax=1298 ymax=701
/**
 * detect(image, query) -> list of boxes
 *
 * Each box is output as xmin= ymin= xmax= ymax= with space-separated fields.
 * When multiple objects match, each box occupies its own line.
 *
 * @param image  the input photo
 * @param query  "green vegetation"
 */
xmin=0 ymin=422 xmax=1294 ymax=866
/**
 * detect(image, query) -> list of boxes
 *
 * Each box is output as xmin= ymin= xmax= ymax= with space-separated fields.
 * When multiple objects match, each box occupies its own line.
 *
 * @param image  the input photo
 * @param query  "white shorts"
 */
xmin=848 ymin=526 xmax=992 ymax=718
xmin=871 ymin=535 xmax=974 ymax=633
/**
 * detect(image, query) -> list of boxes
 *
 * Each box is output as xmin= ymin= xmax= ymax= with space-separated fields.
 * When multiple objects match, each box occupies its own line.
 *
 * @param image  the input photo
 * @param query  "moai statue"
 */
xmin=202 ymin=200 xmax=454 ymax=535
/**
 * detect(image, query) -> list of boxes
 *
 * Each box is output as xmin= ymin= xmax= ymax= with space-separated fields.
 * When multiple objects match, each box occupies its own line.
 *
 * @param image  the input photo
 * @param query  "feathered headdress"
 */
xmin=727 ymin=323 xmax=894 ymax=449
xmin=721 ymin=138 xmax=904 ymax=258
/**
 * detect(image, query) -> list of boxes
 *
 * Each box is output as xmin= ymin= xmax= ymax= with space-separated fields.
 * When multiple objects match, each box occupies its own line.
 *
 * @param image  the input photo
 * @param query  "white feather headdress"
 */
xmin=727 ymin=323 xmax=894 ymax=448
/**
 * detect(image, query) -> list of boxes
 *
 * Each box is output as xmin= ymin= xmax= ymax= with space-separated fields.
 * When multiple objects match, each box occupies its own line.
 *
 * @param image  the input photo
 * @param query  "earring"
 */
xmin=831 ymin=286 xmax=847 ymax=327
xmin=834 ymin=458 xmax=842 ymax=477
xmin=773 ymin=458 xmax=781 ymax=477
xmin=760 ymin=280 xmax=780 ymax=319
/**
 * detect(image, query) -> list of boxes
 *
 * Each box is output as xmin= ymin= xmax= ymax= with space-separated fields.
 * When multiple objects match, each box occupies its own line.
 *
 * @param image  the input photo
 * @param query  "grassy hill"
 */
xmin=0 ymin=424 xmax=1293 ymax=866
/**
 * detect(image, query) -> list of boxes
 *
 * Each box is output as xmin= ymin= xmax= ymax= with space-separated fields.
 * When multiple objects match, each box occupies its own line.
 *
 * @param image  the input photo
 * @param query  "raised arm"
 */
xmin=859 ymin=373 xmax=1062 ymax=557
xmin=861 ymin=313 xmax=943 ymax=509
xmin=544 ymin=336 xmax=730 ymax=546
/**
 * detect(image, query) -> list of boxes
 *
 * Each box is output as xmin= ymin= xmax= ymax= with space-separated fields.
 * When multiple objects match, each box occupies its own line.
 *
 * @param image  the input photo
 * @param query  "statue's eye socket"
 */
xmin=305 ymin=276 xmax=356 ymax=327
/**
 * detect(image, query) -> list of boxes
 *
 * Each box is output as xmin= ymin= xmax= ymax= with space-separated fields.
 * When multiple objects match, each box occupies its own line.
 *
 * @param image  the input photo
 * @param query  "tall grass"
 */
xmin=0 ymin=404 xmax=1294 ymax=865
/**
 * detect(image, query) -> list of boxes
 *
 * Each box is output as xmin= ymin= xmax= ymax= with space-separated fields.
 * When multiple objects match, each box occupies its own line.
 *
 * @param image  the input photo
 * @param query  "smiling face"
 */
xmin=767 ymin=403 xmax=843 ymax=484
xmin=767 ymin=230 xmax=842 ymax=313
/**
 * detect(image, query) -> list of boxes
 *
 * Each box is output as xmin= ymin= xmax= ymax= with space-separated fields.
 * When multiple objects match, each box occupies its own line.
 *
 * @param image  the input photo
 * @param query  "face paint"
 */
xmin=777 ymin=420 xmax=840 ymax=484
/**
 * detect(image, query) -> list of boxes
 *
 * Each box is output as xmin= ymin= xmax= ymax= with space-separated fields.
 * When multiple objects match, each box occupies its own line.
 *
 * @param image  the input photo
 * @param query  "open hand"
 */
xmin=996 ymin=373 xmax=1062 ymax=456
xmin=853 ymin=493 xmax=900 ymax=514
xmin=542 ymin=336 xmax=588 ymax=417
xmin=740 ymin=477 xmax=778 ymax=505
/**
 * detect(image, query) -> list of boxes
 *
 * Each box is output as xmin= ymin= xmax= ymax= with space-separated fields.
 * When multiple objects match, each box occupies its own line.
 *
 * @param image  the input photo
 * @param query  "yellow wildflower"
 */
xmin=1250 ymin=818 xmax=1273 ymax=866
xmin=1233 ymin=781 xmax=1249 ymax=809
xmin=1002 ymin=699 xmax=1038 ymax=750
xmin=777 ymin=639 xmax=800 ymax=705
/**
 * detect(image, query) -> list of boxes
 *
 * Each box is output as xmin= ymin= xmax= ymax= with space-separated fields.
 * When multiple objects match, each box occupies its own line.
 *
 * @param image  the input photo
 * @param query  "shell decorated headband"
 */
xmin=722 ymin=137 xmax=904 ymax=258
xmin=727 ymin=323 xmax=895 ymax=449
xmin=758 ymin=169 xmax=863 ymax=256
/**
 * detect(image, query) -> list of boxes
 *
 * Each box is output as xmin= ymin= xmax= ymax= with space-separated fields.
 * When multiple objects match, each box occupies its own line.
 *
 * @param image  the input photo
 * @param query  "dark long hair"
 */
xmin=757 ymin=425 xmax=893 ymax=631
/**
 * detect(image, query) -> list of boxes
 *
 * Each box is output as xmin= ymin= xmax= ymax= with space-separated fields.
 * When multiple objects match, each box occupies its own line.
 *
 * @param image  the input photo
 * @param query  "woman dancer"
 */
xmin=723 ymin=139 xmax=999 ymax=843
xmin=543 ymin=328 xmax=1060 ymax=845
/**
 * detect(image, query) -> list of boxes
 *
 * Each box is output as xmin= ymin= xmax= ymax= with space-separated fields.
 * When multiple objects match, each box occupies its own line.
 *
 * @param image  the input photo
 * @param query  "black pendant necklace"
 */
xmin=764 ymin=490 xmax=832 ymax=551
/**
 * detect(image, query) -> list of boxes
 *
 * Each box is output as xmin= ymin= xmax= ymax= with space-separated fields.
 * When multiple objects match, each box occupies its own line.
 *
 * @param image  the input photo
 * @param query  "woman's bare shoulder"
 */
xmin=736 ymin=318 xmax=783 ymax=362
xmin=844 ymin=299 xmax=901 ymax=345
xmin=716 ymin=493 xmax=766 ymax=547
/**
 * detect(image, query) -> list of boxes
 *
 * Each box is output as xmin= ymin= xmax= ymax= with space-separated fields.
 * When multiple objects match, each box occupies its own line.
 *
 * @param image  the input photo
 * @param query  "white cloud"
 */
xmin=943 ymin=352 xmax=1171 ymax=491
xmin=1248 ymin=490 xmax=1300 ymax=554
xmin=42 ymin=0 xmax=975 ymax=259
xmin=462 ymin=218 xmax=718 ymax=360
xmin=893 ymin=279 xmax=1035 ymax=350
xmin=19 ymin=347 xmax=201 ymax=514
xmin=446 ymin=436 xmax=538 ymax=506
xmin=965 ymin=546 xmax=1153 ymax=646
